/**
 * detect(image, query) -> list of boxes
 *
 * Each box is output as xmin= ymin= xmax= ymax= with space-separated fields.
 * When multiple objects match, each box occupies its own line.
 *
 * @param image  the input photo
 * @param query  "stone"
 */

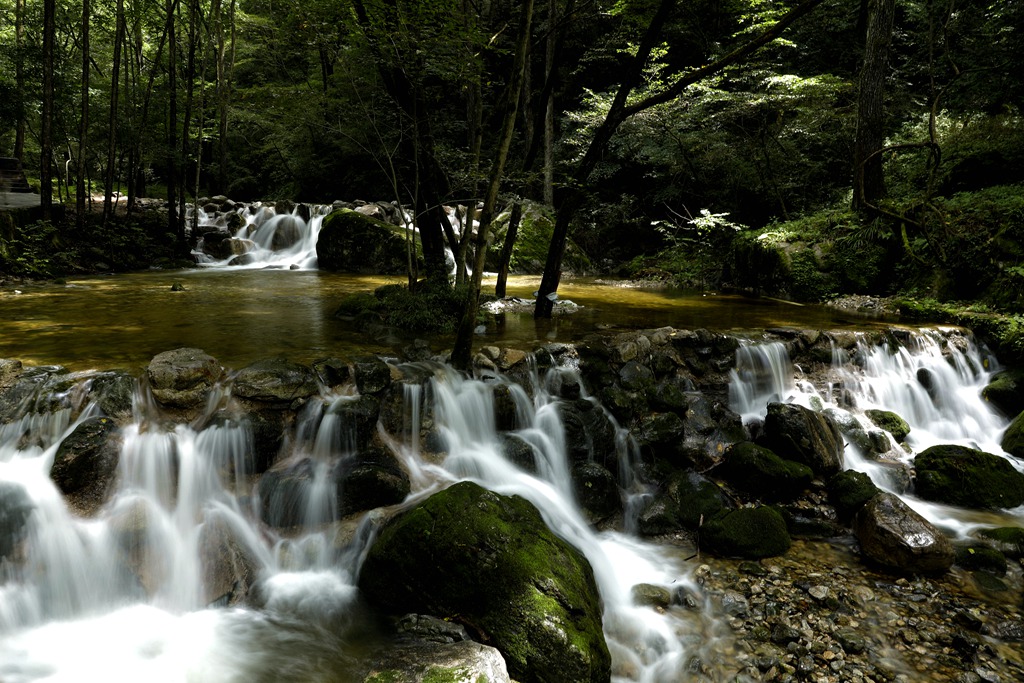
xmin=981 ymin=370 xmax=1024 ymax=418
xmin=88 ymin=371 xmax=136 ymax=422
xmin=316 ymin=209 xmax=412 ymax=274
xmin=233 ymin=357 xmax=319 ymax=404
xmin=914 ymin=444 xmax=1024 ymax=509
xmin=557 ymin=398 xmax=618 ymax=469
xmin=0 ymin=481 xmax=33 ymax=561
xmin=953 ymin=544 xmax=1008 ymax=576
xmin=354 ymin=356 xmax=393 ymax=395
xmin=853 ymin=493 xmax=954 ymax=573
xmin=827 ymin=469 xmax=881 ymax=521
xmin=334 ymin=447 xmax=411 ymax=516
xmin=977 ymin=526 xmax=1024 ymax=558
xmin=146 ymin=348 xmax=223 ymax=409
xmin=999 ymin=408 xmax=1024 ymax=459
xmin=358 ymin=481 xmax=610 ymax=683
xmin=325 ymin=394 xmax=381 ymax=453
xmin=758 ymin=402 xmax=844 ymax=477
xmin=50 ymin=416 xmax=122 ymax=513
xmin=715 ymin=441 xmax=814 ymax=500
xmin=198 ymin=511 xmax=259 ymax=607
xmin=864 ymin=409 xmax=911 ymax=443
xmin=361 ymin=640 xmax=511 ymax=683
xmin=702 ymin=506 xmax=792 ymax=559
xmin=637 ymin=470 xmax=732 ymax=536
xmin=631 ymin=583 xmax=673 ymax=609
xmin=572 ymin=462 xmax=622 ymax=523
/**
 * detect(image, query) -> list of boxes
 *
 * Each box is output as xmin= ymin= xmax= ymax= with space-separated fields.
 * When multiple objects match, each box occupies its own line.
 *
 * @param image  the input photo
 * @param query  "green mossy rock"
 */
xmin=827 ymin=470 xmax=881 ymax=521
xmin=759 ymin=402 xmax=844 ymax=476
xmin=981 ymin=370 xmax=1024 ymax=417
xmin=716 ymin=442 xmax=814 ymax=500
xmin=316 ymin=209 xmax=415 ymax=274
xmin=864 ymin=409 xmax=910 ymax=443
xmin=358 ymin=481 xmax=610 ymax=683
xmin=702 ymin=506 xmax=792 ymax=559
xmin=953 ymin=544 xmax=1008 ymax=576
xmin=914 ymin=444 xmax=1024 ymax=509
xmin=978 ymin=526 xmax=1024 ymax=559
xmin=1000 ymin=409 xmax=1024 ymax=458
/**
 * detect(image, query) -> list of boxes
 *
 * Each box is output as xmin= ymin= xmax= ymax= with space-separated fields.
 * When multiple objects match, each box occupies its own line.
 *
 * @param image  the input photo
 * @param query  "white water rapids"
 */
xmin=0 ymin=329 xmax=1021 ymax=682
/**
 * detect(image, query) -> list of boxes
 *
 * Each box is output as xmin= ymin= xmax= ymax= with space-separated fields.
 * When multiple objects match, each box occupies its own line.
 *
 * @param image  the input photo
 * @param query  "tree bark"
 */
xmin=451 ymin=0 xmax=535 ymax=370
xmin=166 ymin=0 xmax=180 ymax=245
xmin=495 ymin=202 xmax=522 ymax=298
xmin=40 ymin=0 xmax=56 ymax=219
xmin=535 ymin=0 xmax=826 ymax=317
xmin=103 ymin=0 xmax=126 ymax=223
xmin=77 ymin=0 xmax=91 ymax=230
xmin=853 ymin=0 xmax=895 ymax=212
xmin=14 ymin=0 xmax=26 ymax=160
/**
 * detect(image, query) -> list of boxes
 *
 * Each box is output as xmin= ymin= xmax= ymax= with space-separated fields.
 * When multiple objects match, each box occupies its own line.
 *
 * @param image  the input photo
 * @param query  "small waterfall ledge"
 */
xmin=0 ymin=326 xmax=1022 ymax=683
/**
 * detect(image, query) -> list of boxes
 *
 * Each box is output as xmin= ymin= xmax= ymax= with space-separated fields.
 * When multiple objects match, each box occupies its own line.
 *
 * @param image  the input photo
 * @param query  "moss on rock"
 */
xmin=358 ymin=481 xmax=610 ymax=683
xmin=827 ymin=470 xmax=880 ymax=521
xmin=715 ymin=441 xmax=814 ymax=500
xmin=864 ymin=409 xmax=910 ymax=443
xmin=702 ymin=506 xmax=792 ymax=559
xmin=914 ymin=444 xmax=1024 ymax=509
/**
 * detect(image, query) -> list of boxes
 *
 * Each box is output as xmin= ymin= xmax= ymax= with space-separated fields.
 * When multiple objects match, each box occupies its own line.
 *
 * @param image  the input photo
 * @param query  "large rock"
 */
xmin=358 ymin=481 xmax=610 ymax=683
xmin=50 ymin=416 xmax=122 ymax=513
xmin=982 ymin=370 xmax=1024 ymax=417
xmin=147 ymin=348 xmax=223 ymax=409
xmin=758 ymin=402 xmax=844 ymax=476
xmin=999 ymin=409 xmax=1024 ymax=459
xmin=361 ymin=639 xmax=510 ymax=683
xmin=702 ymin=506 xmax=792 ymax=559
xmin=914 ymin=444 xmax=1024 ymax=509
xmin=0 ymin=481 xmax=33 ymax=562
xmin=827 ymin=469 xmax=880 ymax=521
xmin=715 ymin=441 xmax=813 ymax=501
xmin=853 ymin=492 xmax=954 ymax=573
xmin=864 ymin=409 xmax=910 ymax=443
xmin=637 ymin=470 xmax=732 ymax=536
xmin=316 ymin=209 xmax=412 ymax=274
xmin=198 ymin=511 xmax=260 ymax=607
xmin=233 ymin=357 xmax=319 ymax=404
xmin=557 ymin=398 xmax=618 ymax=469
xmin=334 ymin=446 xmax=411 ymax=516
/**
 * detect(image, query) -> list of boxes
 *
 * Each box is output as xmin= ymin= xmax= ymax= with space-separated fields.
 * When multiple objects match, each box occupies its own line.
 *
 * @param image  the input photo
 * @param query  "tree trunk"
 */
xmin=40 ymin=0 xmax=56 ymax=219
xmin=542 ymin=0 xmax=557 ymax=205
xmin=853 ymin=0 xmax=895 ymax=212
xmin=166 ymin=0 xmax=180 ymax=245
xmin=103 ymin=0 xmax=126 ymax=223
xmin=14 ymin=0 xmax=26 ymax=160
xmin=77 ymin=0 xmax=91 ymax=230
xmin=495 ymin=202 xmax=522 ymax=298
xmin=179 ymin=0 xmax=198 ymax=241
xmin=451 ymin=0 xmax=534 ymax=370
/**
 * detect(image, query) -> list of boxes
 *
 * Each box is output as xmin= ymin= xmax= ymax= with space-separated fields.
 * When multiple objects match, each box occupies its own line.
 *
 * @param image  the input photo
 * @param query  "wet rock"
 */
xmin=50 ymin=415 xmax=122 ymax=514
xmin=258 ymin=458 xmax=318 ymax=528
xmin=914 ymin=444 xmax=1024 ymax=509
xmin=312 ymin=357 xmax=352 ymax=388
xmin=631 ymin=583 xmax=672 ymax=609
xmin=358 ymin=481 xmax=610 ymax=683
xmin=89 ymin=371 xmax=136 ymax=422
xmin=147 ymin=348 xmax=223 ymax=409
xmin=199 ymin=511 xmax=259 ymax=607
xmin=325 ymin=394 xmax=381 ymax=454
xmin=497 ymin=433 xmax=536 ymax=472
xmin=854 ymin=492 xmax=954 ymax=573
xmin=758 ymin=402 xmax=844 ymax=477
xmin=865 ymin=409 xmax=911 ymax=443
xmin=0 ymin=481 xmax=33 ymax=562
xmin=316 ymin=209 xmax=411 ymax=274
xmin=714 ymin=441 xmax=813 ymax=501
xmin=0 ymin=358 xmax=23 ymax=391
xmin=618 ymin=361 xmax=655 ymax=392
xmin=334 ymin=446 xmax=411 ymax=516
xmin=702 ymin=506 xmax=791 ymax=559
xmin=954 ymin=544 xmax=1008 ymax=576
xmin=354 ymin=356 xmax=392 ymax=395
xmin=360 ymin=639 xmax=511 ymax=683
xmin=557 ymin=398 xmax=618 ymax=468
xmin=977 ymin=526 xmax=1024 ymax=559
xmin=827 ymin=469 xmax=881 ymax=521
xmin=233 ymin=357 xmax=319 ymax=405
xmin=572 ymin=462 xmax=622 ymax=523
xmin=634 ymin=411 xmax=686 ymax=463
xmin=981 ymin=369 xmax=1024 ymax=417
xmin=999 ymin=408 xmax=1024 ymax=458
xmin=637 ymin=470 xmax=731 ymax=536
xmin=395 ymin=613 xmax=469 ymax=644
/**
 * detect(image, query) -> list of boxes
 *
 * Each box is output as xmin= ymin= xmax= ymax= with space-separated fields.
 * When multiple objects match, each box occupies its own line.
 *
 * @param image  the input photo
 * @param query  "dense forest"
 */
xmin=2 ymin=0 xmax=1024 ymax=330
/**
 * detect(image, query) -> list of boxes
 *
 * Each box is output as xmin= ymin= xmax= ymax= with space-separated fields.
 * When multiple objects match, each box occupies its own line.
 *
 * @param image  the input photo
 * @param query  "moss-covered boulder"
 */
xmin=978 ymin=526 xmax=1024 ymax=559
xmin=232 ymin=357 xmax=320 ymax=404
xmin=827 ymin=470 xmax=880 ymax=521
xmin=636 ymin=470 xmax=732 ymax=536
xmin=999 ymin=409 xmax=1024 ymax=459
xmin=50 ymin=416 xmax=122 ymax=514
xmin=914 ymin=444 xmax=1024 ymax=509
xmin=316 ymin=209 xmax=414 ymax=274
xmin=981 ymin=369 xmax=1024 ymax=417
xmin=953 ymin=544 xmax=1008 ymax=576
xmin=864 ymin=409 xmax=910 ymax=443
xmin=358 ymin=481 xmax=610 ymax=683
xmin=758 ymin=402 xmax=844 ymax=476
xmin=715 ymin=442 xmax=814 ymax=500
xmin=702 ymin=506 xmax=792 ymax=559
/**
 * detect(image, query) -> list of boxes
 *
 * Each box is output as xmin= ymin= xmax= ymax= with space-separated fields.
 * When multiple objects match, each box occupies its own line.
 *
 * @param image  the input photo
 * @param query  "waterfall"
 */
xmin=2 ymin=328 xmax=1019 ymax=682
xmin=192 ymin=203 xmax=334 ymax=270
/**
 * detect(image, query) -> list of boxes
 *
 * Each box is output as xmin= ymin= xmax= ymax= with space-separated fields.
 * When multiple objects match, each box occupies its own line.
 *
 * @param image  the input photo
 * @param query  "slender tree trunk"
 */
xmin=451 ymin=0 xmax=534 ymax=369
xmin=495 ymin=202 xmax=522 ymax=297
xmin=104 ymin=0 xmax=126 ymax=223
xmin=76 ymin=0 xmax=91 ymax=230
xmin=40 ymin=0 xmax=56 ymax=219
xmin=167 ymin=0 xmax=180 ymax=246
xmin=14 ymin=0 xmax=26 ymax=160
xmin=853 ymin=0 xmax=895 ymax=212
xmin=542 ymin=0 xmax=557 ymax=205
xmin=179 ymin=0 xmax=198 ymax=240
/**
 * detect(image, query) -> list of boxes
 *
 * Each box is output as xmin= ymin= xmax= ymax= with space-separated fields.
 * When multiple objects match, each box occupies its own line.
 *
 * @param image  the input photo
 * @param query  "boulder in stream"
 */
xmin=0 ymin=481 xmax=33 ymax=562
xmin=714 ymin=441 xmax=814 ymax=501
xmin=757 ymin=402 xmax=844 ymax=477
xmin=999 ymin=408 xmax=1024 ymax=459
xmin=853 ymin=492 xmax=954 ymax=573
xmin=50 ymin=415 xmax=122 ymax=514
xmin=914 ymin=444 xmax=1024 ymax=509
xmin=233 ymin=357 xmax=319 ymax=406
xmin=702 ymin=506 xmax=792 ymax=559
xmin=147 ymin=348 xmax=223 ymax=409
xmin=358 ymin=481 xmax=610 ymax=683
xmin=316 ymin=209 xmax=411 ymax=274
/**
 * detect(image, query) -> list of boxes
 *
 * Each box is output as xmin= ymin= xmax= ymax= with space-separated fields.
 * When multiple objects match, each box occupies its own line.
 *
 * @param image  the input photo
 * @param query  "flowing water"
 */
xmin=0 ymin=327 xmax=1020 ymax=682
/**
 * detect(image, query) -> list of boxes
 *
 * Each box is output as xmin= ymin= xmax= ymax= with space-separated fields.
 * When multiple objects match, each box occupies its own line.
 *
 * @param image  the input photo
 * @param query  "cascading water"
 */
xmin=191 ymin=203 xmax=335 ymax=270
xmin=2 ymin=327 xmax=1020 ymax=682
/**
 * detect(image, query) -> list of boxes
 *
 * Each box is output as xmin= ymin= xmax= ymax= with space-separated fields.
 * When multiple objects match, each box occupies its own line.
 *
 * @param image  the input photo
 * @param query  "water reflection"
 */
xmin=0 ymin=270 xmax=895 ymax=371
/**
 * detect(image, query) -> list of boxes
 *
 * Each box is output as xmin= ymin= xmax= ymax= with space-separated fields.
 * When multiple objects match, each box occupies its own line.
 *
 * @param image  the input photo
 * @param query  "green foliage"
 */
xmin=0 ymin=221 xmax=76 ymax=277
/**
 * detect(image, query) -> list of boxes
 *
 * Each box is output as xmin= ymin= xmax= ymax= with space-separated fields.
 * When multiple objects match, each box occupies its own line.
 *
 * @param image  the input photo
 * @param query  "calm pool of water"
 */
xmin=0 ymin=270 xmax=895 ymax=372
